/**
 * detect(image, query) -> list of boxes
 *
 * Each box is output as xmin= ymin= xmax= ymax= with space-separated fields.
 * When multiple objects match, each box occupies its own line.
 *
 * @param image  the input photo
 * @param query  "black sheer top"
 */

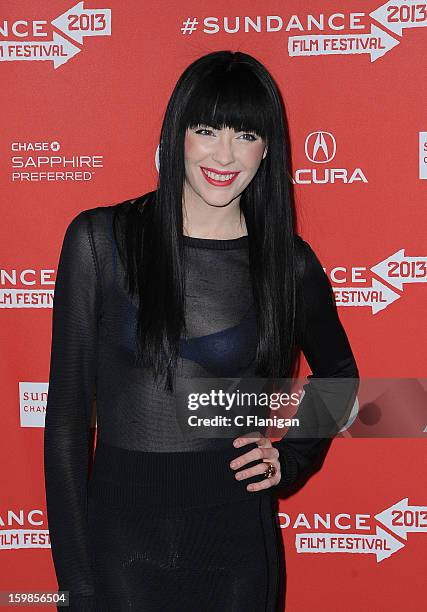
xmin=44 ymin=196 xmax=359 ymax=607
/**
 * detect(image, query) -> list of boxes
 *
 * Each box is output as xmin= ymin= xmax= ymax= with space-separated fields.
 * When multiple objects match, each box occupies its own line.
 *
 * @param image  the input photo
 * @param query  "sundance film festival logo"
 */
xmin=280 ymin=497 xmax=427 ymax=562
xmin=329 ymin=246 xmax=427 ymax=314
xmin=0 ymin=2 xmax=111 ymax=69
xmin=180 ymin=2 xmax=426 ymax=62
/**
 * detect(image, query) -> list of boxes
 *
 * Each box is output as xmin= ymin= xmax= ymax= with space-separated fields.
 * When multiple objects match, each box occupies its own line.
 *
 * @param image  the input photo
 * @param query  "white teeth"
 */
xmin=203 ymin=169 xmax=236 ymax=182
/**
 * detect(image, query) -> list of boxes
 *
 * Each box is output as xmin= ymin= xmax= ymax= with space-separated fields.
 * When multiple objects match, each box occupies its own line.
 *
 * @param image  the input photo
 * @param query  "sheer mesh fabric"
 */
xmin=44 ymin=197 xmax=358 ymax=610
xmin=97 ymin=201 xmax=259 ymax=452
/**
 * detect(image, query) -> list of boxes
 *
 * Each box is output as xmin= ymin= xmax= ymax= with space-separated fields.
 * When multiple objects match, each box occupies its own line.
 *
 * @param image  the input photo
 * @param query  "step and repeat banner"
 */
xmin=1 ymin=1 xmax=426 ymax=610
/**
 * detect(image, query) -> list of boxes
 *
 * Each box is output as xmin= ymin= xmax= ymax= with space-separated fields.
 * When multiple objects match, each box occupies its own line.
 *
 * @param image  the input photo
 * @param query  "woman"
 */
xmin=44 ymin=50 xmax=359 ymax=611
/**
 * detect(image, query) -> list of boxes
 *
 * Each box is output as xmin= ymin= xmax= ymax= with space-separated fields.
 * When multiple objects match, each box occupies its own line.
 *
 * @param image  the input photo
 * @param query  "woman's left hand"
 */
xmin=230 ymin=431 xmax=281 ymax=491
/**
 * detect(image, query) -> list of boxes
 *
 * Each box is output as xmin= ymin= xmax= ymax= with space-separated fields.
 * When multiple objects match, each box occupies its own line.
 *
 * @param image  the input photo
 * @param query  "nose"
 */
xmin=211 ymin=134 xmax=235 ymax=166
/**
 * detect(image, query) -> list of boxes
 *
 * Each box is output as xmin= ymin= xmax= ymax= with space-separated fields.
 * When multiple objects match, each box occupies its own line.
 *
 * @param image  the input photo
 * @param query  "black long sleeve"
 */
xmin=272 ymin=238 xmax=359 ymax=491
xmin=42 ymin=198 xmax=359 ymax=606
xmin=44 ymin=211 xmax=101 ymax=611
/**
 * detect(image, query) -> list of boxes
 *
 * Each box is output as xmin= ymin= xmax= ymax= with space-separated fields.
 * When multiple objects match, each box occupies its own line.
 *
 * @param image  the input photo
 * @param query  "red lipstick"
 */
xmin=200 ymin=166 xmax=240 ymax=187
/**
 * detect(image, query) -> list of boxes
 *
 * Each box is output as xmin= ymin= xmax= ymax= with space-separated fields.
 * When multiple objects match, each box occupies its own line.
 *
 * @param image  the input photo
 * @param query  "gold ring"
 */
xmin=264 ymin=462 xmax=277 ymax=479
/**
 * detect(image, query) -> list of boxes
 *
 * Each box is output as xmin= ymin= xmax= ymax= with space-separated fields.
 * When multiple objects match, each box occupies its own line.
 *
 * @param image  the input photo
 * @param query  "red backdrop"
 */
xmin=1 ymin=1 xmax=426 ymax=610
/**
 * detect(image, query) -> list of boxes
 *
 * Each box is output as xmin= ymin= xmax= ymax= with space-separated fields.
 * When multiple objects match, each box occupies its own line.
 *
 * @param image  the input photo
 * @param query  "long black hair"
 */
xmin=117 ymin=50 xmax=299 ymax=393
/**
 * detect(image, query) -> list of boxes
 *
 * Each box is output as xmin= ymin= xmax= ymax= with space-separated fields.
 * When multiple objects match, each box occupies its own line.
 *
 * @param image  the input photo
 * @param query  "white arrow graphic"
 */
xmin=375 ymin=498 xmax=427 ymax=540
xmin=334 ymin=278 xmax=401 ymax=314
xmin=370 ymin=0 xmax=427 ymax=36
xmin=0 ymin=32 xmax=80 ymax=69
xmin=371 ymin=249 xmax=427 ymax=290
xmin=288 ymin=24 xmax=399 ymax=62
xmin=52 ymin=1 xmax=112 ymax=44
xmin=296 ymin=526 xmax=405 ymax=562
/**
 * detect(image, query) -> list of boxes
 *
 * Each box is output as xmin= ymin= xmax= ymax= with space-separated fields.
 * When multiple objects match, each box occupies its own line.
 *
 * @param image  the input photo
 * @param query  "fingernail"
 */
xmin=230 ymin=461 xmax=237 ymax=468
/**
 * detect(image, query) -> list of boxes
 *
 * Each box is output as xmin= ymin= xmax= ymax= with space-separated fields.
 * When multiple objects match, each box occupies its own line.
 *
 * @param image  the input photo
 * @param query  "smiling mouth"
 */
xmin=200 ymin=167 xmax=240 ymax=186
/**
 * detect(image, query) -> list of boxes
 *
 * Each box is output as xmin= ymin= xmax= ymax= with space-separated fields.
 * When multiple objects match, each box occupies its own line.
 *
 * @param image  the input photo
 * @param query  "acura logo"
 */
xmin=305 ymin=131 xmax=336 ymax=164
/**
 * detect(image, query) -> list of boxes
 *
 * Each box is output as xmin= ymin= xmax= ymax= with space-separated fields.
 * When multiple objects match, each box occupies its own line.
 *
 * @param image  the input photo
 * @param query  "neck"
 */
xmin=182 ymin=186 xmax=247 ymax=240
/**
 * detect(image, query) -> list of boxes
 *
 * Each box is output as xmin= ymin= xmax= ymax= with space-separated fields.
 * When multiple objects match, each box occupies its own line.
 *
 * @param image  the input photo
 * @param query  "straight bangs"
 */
xmin=182 ymin=67 xmax=270 ymax=141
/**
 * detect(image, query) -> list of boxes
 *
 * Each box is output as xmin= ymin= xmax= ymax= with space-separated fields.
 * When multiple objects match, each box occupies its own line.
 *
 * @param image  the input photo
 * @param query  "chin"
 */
xmin=201 ymin=192 xmax=236 ymax=207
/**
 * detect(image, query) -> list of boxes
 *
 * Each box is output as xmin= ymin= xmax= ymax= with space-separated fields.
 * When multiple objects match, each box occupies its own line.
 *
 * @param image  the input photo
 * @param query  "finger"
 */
xmin=229 ymin=445 xmax=267 ymax=470
xmin=255 ymin=436 xmax=272 ymax=448
xmin=237 ymin=456 xmax=282 ymax=492
xmin=246 ymin=472 xmax=281 ymax=492
xmin=230 ymin=443 xmax=279 ymax=472
xmin=233 ymin=431 xmax=262 ymax=448
xmin=234 ymin=459 xmax=276 ymax=482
